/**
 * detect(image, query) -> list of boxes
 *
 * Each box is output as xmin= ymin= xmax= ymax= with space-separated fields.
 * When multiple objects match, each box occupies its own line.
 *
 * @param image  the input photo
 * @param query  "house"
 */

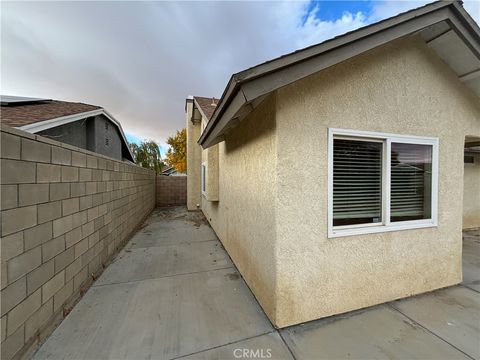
xmin=161 ymin=165 xmax=186 ymax=176
xmin=1 ymin=95 xmax=134 ymax=162
xmin=186 ymin=1 xmax=480 ymax=328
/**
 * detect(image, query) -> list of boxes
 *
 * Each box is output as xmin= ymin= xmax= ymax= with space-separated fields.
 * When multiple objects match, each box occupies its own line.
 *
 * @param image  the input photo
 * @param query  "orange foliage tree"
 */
xmin=166 ymin=128 xmax=186 ymax=173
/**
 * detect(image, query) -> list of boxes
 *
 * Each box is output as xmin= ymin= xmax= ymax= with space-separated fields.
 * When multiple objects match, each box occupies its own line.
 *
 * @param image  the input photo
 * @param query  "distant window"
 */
xmin=105 ymin=122 xmax=109 ymax=130
xmin=464 ymin=155 xmax=475 ymax=164
xmin=105 ymin=137 xmax=109 ymax=146
xmin=201 ymin=163 xmax=207 ymax=195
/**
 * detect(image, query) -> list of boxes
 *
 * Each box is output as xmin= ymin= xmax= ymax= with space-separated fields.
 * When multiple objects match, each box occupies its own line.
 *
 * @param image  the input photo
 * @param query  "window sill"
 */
xmin=328 ymin=220 xmax=437 ymax=238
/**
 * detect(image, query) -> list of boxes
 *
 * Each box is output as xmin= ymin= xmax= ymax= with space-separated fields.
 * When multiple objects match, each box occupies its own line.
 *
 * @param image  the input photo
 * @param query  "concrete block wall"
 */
xmin=156 ymin=176 xmax=187 ymax=207
xmin=0 ymin=125 xmax=155 ymax=360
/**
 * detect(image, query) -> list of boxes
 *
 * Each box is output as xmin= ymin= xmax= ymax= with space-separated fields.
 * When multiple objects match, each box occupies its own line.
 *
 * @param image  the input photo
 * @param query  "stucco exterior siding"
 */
xmin=200 ymin=96 xmax=279 ymax=322
xmin=274 ymin=36 xmax=480 ymax=327
xmin=463 ymin=153 xmax=480 ymax=229
xmin=186 ymin=102 xmax=202 ymax=210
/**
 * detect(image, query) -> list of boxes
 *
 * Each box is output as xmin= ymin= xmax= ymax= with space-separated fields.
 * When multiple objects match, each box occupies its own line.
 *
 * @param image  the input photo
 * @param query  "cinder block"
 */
xmin=1 ymin=323 xmax=24 ymax=360
xmin=72 ymin=210 xmax=87 ymax=229
xmin=19 ymin=184 xmax=49 ymax=206
xmin=97 ymin=158 xmax=106 ymax=170
xmin=73 ymin=266 xmax=88 ymax=291
xmin=37 ymin=163 xmax=61 ymax=183
xmin=1 ymin=277 xmax=26 ymax=316
xmin=74 ymin=238 xmax=89 ymax=259
xmin=1 ymin=159 xmax=36 ymax=184
xmin=61 ymin=166 xmax=78 ymax=182
xmin=85 ymin=182 xmax=97 ymax=195
xmin=65 ymin=258 xmax=82 ymax=282
xmin=24 ymin=221 xmax=53 ymax=250
xmin=42 ymin=235 xmax=65 ymax=262
xmin=79 ymin=195 xmax=93 ymax=210
xmin=42 ymin=270 xmax=64 ymax=303
xmin=79 ymin=168 xmax=92 ymax=181
xmin=38 ymin=201 xmax=62 ymax=224
xmin=92 ymin=169 xmax=102 ymax=181
xmin=52 ymin=215 xmax=73 ymax=237
xmin=7 ymin=247 xmax=42 ymax=284
xmin=71 ymin=152 xmax=86 ymax=167
xmin=1 ymin=232 xmax=23 ymax=261
xmin=24 ymin=298 xmax=53 ymax=340
xmin=1 ymin=132 xmax=21 ymax=159
xmin=1 ymin=315 xmax=6 ymax=342
xmin=21 ymin=138 xmax=50 ymax=163
xmin=26 ymin=260 xmax=54 ymax=295
xmin=54 ymin=247 xmax=75 ymax=273
xmin=65 ymin=226 xmax=83 ymax=248
xmin=62 ymin=198 xmax=79 ymax=216
xmin=87 ymin=206 xmax=99 ymax=221
xmin=88 ymin=232 xmax=100 ymax=248
xmin=53 ymin=280 xmax=73 ymax=312
xmin=86 ymin=155 xmax=98 ymax=169
xmin=52 ymin=146 xmax=71 ymax=165
xmin=2 ymin=205 xmax=37 ymax=236
xmin=49 ymin=183 xmax=70 ymax=201
xmin=1 ymin=185 xmax=17 ymax=210
xmin=7 ymin=288 xmax=41 ymax=335
xmin=82 ymin=220 xmax=94 ymax=238
xmin=71 ymin=182 xmax=86 ymax=197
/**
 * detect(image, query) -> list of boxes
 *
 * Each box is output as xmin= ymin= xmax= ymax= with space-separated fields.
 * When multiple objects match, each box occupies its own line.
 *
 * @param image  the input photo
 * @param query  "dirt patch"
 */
xmin=225 ymin=272 xmax=240 ymax=281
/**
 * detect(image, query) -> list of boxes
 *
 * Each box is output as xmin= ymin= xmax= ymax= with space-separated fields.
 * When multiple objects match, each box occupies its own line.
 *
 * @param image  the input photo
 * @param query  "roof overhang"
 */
xmin=18 ymin=108 xmax=135 ymax=162
xmin=198 ymin=1 xmax=480 ymax=149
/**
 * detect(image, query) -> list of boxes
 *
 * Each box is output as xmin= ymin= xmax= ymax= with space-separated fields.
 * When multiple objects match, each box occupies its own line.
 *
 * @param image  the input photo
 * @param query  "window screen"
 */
xmin=333 ymin=139 xmax=382 ymax=226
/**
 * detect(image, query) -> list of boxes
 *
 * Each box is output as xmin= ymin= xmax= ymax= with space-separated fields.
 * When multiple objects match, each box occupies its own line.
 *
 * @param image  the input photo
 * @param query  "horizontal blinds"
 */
xmin=390 ymin=143 xmax=432 ymax=221
xmin=333 ymin=139 xmax=382 ymax=225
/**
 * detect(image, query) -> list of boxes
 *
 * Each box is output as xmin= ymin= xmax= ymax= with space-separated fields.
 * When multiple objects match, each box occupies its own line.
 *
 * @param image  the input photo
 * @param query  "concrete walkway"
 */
xmin=34 ymin=209 xmax=479 ymax=360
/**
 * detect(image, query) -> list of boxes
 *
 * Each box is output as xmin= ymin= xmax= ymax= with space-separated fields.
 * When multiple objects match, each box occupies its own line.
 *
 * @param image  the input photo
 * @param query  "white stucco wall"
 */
xmin=274 ymin=36 xmax=480 ymax=327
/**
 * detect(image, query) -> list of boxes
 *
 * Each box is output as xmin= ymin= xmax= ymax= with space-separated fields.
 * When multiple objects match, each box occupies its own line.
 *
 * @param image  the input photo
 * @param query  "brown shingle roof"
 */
xmin=1 ymin=100 xmax=101 ymax=128
xmin=193 ymin=96 xmax=219 ymax=120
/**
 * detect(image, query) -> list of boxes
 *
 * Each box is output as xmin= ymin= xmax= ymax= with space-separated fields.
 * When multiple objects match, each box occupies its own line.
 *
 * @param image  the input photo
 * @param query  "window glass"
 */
xmin=333 ymin=139 xmax=383 ymax=226
xmin=390 ymin=143 xmax=432 ymax=222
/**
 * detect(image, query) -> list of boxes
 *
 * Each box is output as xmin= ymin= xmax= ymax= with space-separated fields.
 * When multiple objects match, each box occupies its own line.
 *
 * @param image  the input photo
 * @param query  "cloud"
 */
xmin=1 ymin=0 xmax=478 ymax=152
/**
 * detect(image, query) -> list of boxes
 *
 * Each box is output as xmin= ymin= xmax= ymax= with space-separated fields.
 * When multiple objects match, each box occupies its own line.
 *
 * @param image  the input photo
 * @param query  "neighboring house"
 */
xmin=161 ymin=165 xmax=186 ymax=176
xmin=1 ymin=95 xmax=134 ymax=162
xmin=186 ymin=1 xmax=480 ymax=328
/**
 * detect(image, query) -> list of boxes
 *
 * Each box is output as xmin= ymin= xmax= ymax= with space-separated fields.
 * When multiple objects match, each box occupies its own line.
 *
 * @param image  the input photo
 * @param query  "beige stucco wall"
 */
xmin=463 ymin=153 xmax=480 ymax=229
xmin=186 ymin=101 xmax=202 ymax=210
xmin=274 ymin=35 xmax=480 ymax=327
xmin=200 ymin=96 xmax=279 ymax=321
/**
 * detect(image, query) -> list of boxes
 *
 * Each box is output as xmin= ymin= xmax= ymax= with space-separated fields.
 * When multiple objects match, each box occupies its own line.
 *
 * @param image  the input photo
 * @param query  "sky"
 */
xmin=2 ymin=0 xmax=479 ymax=155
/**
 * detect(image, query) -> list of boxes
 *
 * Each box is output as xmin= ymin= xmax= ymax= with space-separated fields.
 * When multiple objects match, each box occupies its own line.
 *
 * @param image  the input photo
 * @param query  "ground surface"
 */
xmin=34 ymin=208 xmax=480 ymax=359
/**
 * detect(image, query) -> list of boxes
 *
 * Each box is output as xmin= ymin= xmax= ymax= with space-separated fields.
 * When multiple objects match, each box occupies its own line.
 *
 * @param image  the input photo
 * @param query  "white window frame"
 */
xmin=328 ymin=128 xmax=439 ymax=238
xmin=201 ymin=162 xmax=207 ymax=196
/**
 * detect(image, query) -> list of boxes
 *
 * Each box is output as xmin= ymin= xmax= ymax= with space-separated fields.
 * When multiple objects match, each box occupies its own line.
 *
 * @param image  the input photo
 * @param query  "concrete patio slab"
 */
xmin=95 ymin=240 xmax=232 ymax=285
xmin=391 ymin=286 xmax=480 ymax=359
xmin=280 ymin=305 xmax=470 ymax=360
xmin=32 ymin=208 xmax=480 ymax=360
xmin=131 ymin=218 xmax=218 ymax=248
xmin=178 ymin=332 xmax=294 ymax=360
xmin=34 ymin=268 xmax=273 ymax=360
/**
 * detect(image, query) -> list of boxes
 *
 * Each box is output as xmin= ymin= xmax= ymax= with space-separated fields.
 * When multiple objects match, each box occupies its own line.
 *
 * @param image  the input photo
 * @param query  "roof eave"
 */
xmin=198 ymin=0 xmax=480 ymax=149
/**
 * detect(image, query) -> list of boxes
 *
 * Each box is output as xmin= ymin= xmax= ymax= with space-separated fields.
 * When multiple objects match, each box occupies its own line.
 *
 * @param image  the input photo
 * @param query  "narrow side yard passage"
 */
xmin=34 ymin=211 xmax=479 ymax=360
